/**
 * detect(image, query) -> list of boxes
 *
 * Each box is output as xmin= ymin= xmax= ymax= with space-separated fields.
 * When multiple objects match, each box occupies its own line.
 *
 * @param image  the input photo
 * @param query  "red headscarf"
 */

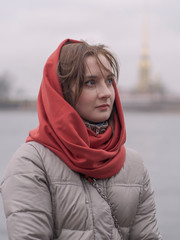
xmin=26 ymin=39 xmax=126 ymax=179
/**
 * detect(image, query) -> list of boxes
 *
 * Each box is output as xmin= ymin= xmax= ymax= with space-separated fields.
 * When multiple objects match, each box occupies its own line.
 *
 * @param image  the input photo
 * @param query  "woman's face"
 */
xmin=72 ymin=54 xmax=115 ymax=123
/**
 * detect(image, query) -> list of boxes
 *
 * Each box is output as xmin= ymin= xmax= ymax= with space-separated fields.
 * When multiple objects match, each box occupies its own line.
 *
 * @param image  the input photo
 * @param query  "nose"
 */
xmin=97 ymin=82 xmax=111 ymax=99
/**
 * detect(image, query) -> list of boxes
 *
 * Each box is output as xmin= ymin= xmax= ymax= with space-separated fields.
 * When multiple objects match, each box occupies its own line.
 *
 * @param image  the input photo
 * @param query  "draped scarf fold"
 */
xmin=26 ymin=39 xmax=126 ymax=179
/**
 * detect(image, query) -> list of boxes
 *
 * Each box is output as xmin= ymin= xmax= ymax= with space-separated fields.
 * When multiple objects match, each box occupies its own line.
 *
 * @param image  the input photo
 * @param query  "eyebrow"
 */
xmin=85 ymin=73 xmax=115 ymax=80
xmin=85 ymin=75 xmax=98 ymax=80
xmin=107 ymin=73 xmax=115 ymax=78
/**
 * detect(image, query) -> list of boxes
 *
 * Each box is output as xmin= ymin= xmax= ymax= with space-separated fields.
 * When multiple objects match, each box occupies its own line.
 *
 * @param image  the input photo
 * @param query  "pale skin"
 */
xmin=72 ymin=54 xmax=115 ymax=123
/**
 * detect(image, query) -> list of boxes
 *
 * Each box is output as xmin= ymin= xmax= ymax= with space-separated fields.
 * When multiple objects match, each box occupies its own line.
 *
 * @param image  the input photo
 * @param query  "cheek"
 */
xmin=111 ymin=87 xmax=115 ymax=103
xmin=77 ymin=88 xmax=96 ymax=104
xmin=77 ymin=91 xmax=92 ymax=105
xmin=75 ymin=90 xmax=93 ymax=113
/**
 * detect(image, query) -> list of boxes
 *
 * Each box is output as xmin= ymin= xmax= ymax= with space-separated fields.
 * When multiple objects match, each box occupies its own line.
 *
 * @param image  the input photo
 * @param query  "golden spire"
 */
xmin=136 ymin=15 xmax=151 ymax=93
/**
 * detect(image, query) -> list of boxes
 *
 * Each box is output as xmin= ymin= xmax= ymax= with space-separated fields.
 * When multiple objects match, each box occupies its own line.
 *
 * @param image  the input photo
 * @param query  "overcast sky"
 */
xmin=0 ymin=0 xmax=180 ymax=98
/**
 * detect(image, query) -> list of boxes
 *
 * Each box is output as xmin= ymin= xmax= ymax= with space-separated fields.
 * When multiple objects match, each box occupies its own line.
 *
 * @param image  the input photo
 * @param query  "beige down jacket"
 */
xmin=0 ymin=141 xmax=162 ymax=240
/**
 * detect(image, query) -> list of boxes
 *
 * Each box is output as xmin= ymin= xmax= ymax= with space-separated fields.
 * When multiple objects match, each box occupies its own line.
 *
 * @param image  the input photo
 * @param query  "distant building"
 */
xmin=135 ymin=17 xmax=164 ymax=94
xmin=0 ymin=73 xmax=11 ymax=100
xmin=118 ymin=16 xmax=180 ymax=112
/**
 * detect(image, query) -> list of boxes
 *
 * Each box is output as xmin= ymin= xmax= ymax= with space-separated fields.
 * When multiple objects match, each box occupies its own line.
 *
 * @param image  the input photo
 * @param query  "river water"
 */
xmin=0 ymin=110 xmax=180 ymax=239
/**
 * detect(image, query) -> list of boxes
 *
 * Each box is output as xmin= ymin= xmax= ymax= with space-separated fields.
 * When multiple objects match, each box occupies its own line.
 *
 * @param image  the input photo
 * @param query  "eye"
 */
xmin=85 ymin=79 xmax=95 ymax=86
xmin=107 ymin=78 xmax=113 ymax=85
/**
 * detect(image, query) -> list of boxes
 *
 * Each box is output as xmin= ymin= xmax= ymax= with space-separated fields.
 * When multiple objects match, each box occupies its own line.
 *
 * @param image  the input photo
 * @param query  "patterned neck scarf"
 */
xmin=83 ymin=120 xmax=108 ymax=135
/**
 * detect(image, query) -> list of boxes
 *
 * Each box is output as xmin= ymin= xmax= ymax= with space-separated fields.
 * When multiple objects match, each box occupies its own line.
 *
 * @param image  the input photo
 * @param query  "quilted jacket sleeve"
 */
xmin=0 ymin=143 xmax=54 ymax=240
xmin=129 ymin=166 xmax=163 ymax=240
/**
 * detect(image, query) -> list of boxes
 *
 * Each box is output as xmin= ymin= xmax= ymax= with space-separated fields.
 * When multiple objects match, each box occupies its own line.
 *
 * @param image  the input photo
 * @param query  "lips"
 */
xmin=97 ymin=104 xmax=109 ymax=107
xmin=96 ymin=104 xmax=110 ymax=110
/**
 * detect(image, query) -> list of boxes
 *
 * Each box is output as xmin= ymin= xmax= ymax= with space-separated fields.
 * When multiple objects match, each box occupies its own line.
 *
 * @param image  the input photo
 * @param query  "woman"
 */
xmin=0 ymin=39 xmax=162 ymax=239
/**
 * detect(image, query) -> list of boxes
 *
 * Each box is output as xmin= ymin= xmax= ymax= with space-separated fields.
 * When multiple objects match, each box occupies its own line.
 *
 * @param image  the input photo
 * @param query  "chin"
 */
xmin=90 ymin=116 xmax=110 ymax=123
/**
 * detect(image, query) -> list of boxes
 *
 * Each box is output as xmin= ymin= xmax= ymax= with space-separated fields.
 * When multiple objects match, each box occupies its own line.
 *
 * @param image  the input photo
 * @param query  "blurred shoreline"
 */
xmin=1 ymin=93 xmax=180 ymax=113
xmin=0 ymin=99 xmax=37 ymax=111
xmin=121 ymin=93 xmax=180 ymax=113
